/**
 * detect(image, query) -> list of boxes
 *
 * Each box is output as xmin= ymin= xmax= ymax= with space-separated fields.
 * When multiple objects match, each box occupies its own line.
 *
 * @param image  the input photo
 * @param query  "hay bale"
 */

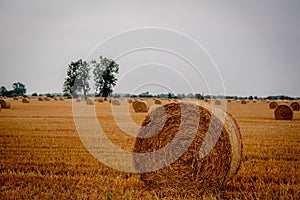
xmin=274 ymin=105 xmax=293 ymax=120
xmin=38 ymin=97 xmax=44 ymax=101
xmin=128 ymin=99 xmax=133 ymax=103
xmin=154 ymin=99 xmax=162 ymax=105
xmin=133 ymin=100 xmax=149 ymax=112
xmin=134 ymin=102 xmax=242 ymax=194
xmin=53 ymin=97 xmax=59 ymax=101
xmin=241 ymin=100 xmax=247 ymax=104
xmin=0 ymin=99 xmax=11 ymax=109
xmin=290 ymin=102 xmax=300 ymax=111
xmin=59 ymin=97 xmax=65 ymax=101
xmin=86 ymin=98 xmax=94 ymax=105
xmin=13 ymin=96 xmax=18 ymax=100
xmin=214 ymin=100 xmax=221 ymax=105
xmin=98 ymin=98 xmax=104 ymax=103
xmin=45 ymin=97 xmax=51 ymax=101
xmin=269 ymin=101 xmax=278 ymax=109
xmin=76 ymin=98 xmax=81 ymax=102
xmin=22 ymin=98 xmax=30 ymax=103
xmin=227 ymin=99 xmax=232 ymax=103
xmin=0 ymin=103 xmax=1 ymax=111
xmin=112 ymin=99 xmax=121 ymax=106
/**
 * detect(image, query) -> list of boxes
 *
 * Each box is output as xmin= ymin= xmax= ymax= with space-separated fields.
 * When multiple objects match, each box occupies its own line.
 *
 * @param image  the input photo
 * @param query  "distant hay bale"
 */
xmin=112 ymin=99 xmax=121 ymax=106
xmin=128 ymin=99 xmax=133 ymax=103
xmin=253 ymin=100 xmax=256 ymax=103
xmin=241 ymin=100 xmax=247 ymax=104
xmin=133 ymin=100 xmax=149 ymax=112
xmin=134 ymin=102 xmax=242 ymax=194
xmin=59 ymin=97 xmax=64 ymax=101
xmin=154 ymin=99 xmax=162 ymax=105
xmin=269 ymin=101 xmax=278 ymax=109
xmin=38 ymin=97 xmax=44 ymax=101
xmin=22 ymin=98 xmax=30 ymax=103
xmin=53 ymin=97 xmax=59 ymax=101
xmin=290 ymin=102 xmax=300 ymax=111
xmin=214 ymin=100 xmax=221 ymax=105
xmin=204 ymin=99 xmax=209 ymax=103
xmin=0 ymin=99 xmax=11 ymax=109
xmin=86 ymin=98 xmax=94 ymax=105
xmin=274 ymin=105 xmax=293 ymax=120
xmin=109 ymin=99 xmax=112 ymax=103
xmin=45 ymin=97 xmax=51 ymax=101
xmin=97 ymin=98 xmax=104 ymax=103
xmin=13 ymin=96 xmax=18 ymax=100
xmin=227 ymin=99 xmax=232 ymax=103
xmin=76 ymin=98 xmax=81 ymax=102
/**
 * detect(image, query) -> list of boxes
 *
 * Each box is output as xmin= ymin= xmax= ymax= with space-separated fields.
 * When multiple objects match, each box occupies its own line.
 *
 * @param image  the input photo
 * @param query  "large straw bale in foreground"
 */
xmin=134 ymin=102 xmax=242 ymax=194
xmin=274 ymin=105 xmax=293 ymax=120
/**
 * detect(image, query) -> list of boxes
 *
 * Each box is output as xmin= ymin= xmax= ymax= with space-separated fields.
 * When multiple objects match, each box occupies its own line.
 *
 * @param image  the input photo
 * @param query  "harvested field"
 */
xmin=0 ymin=99 xmax=300 ymax=199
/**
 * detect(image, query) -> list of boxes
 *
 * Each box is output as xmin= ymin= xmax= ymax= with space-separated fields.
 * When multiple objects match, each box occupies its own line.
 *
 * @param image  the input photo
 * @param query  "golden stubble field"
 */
xmin=0 ymin=98 xmax=299 ymax=199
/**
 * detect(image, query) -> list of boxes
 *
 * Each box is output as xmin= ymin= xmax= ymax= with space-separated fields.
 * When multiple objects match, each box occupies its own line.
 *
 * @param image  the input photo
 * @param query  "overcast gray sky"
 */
xmin=0 ymin=0 xmax=299 ymax=97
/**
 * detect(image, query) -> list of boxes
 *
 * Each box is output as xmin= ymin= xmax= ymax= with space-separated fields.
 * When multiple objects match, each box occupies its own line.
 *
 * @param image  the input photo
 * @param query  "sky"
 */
xmin=0 ymin=0 xmax=299 ymax=97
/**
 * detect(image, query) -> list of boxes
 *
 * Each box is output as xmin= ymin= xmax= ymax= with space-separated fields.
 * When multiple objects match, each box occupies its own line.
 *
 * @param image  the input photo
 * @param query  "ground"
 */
xmin=0 ymin=98 xmax=299 ymax=199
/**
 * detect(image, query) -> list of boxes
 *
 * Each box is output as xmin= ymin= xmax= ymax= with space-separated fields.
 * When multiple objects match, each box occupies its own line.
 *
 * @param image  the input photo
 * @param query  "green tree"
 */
xmin=91 ymin=56 xmax=119 ymax=100
xmin=0 ymin=86 xmax=8 ymax=96
xmin=12 ymin=82 xmax=26 ymax=96
xmin=63 ymin=59 xmax=90 ymax=99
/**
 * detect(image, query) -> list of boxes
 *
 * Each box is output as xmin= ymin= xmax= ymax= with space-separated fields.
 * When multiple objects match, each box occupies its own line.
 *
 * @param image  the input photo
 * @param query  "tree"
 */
xmin=91 ymin=56 xmax=119 ymax=100
xmin=12 ymin=82 xmax=26 ymax=96
xmin=63 ymin=59 xmax=90 ymax=99
xmin=0 ymin=86 xmax=7 ymax=96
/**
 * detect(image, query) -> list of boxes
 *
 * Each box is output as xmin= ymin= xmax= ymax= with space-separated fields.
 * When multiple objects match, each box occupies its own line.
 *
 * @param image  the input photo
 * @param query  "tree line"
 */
xmin=63 ymin=56 xmax=119 ymax=100
xmin=0 ymin=82 xmax=27 ymax=97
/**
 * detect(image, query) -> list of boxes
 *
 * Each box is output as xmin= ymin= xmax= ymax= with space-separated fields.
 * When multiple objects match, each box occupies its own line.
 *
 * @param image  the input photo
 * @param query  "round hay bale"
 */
xmin=98 ymin=98 xmax=104 ymax=103
xmin=0 ymin=103 xmax=1 ymax=112
xmin=241 ymin=100 xmax=247 ymax=104
xmin=133 ymin=100 xmax=149 ymax=112
xmin=13 ymin=96 xmax=18 ymax=100
xmin=134 ymin=102 xmax=242 ymax=194
xmin=204 ymin=99 xmax=209 ymax=103
xmin=274 ymin=105 xmax=293 ymax=120
xmin=59 ymin=97 xmax=64 ymax=101
xmin=269 ymin=101 xmax=278 ymax=109
xmin=53 ymin=97 xmax=59 ymax=101
xmin=290 ymin=102 xmax=300 ymax=111
xmin=22 ymin=98 xmax=30 ymax=103
xmin=227 ymin=99 xmax=232 ymax=103
xmin=76 ymin=98 xmax=81 ymax=102
xmin=112 ymin=99 xmax=121 ymax=106
xmin=0 ymin=99 xmax=11 ymax=109
xmin=154 ymin=99 xmax=162 ymax=105
xmin=45 ymin=97 xmax=51 ymax=101
xmin=128 ymin=99 xmax=133 ymax=103
xmin=109 ymin=99 xmax=112 ymax=103
xmin=86 ymin=98 xmax=94 ymax=105
xmin=38 ymin=97 xmax=44 ymax=101
xmin=214 ymin=100 xmax=221 ymax=105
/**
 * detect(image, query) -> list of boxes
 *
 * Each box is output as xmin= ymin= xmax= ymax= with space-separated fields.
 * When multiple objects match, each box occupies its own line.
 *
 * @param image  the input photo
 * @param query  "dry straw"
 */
xmin=134 ymin=102 xmax=242 ymax=195
xmin=86 ymin=98 xmax=94 ymax=105
xmin=241 ymin=100 xmax=247 ymax=104
xmin=290 ymin=102 xmax=300 ymax=111
xmin=274 ymin=105 xmax=293 ymax=120
xmin=133 ymin=100 xmax=149 ymax=112
xmin=154 ymin=99 xmax=162 ymax=105
xmin=22 ymin=98 xmax=30 ymax=103
xmin=112 ymin=99 xmax=121 ymax=106
xmin=0 ymin=99 xmax=11 ymax=109
xmin=269 ymin=101 xmax=278 ymax=109
xmin=214 ymin=100 xmax=221 ymax=105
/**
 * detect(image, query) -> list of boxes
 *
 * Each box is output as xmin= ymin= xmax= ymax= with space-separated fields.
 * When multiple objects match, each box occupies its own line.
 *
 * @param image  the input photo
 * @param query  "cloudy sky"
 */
xmin=0 ymin=0 xmax=299 ymax=97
